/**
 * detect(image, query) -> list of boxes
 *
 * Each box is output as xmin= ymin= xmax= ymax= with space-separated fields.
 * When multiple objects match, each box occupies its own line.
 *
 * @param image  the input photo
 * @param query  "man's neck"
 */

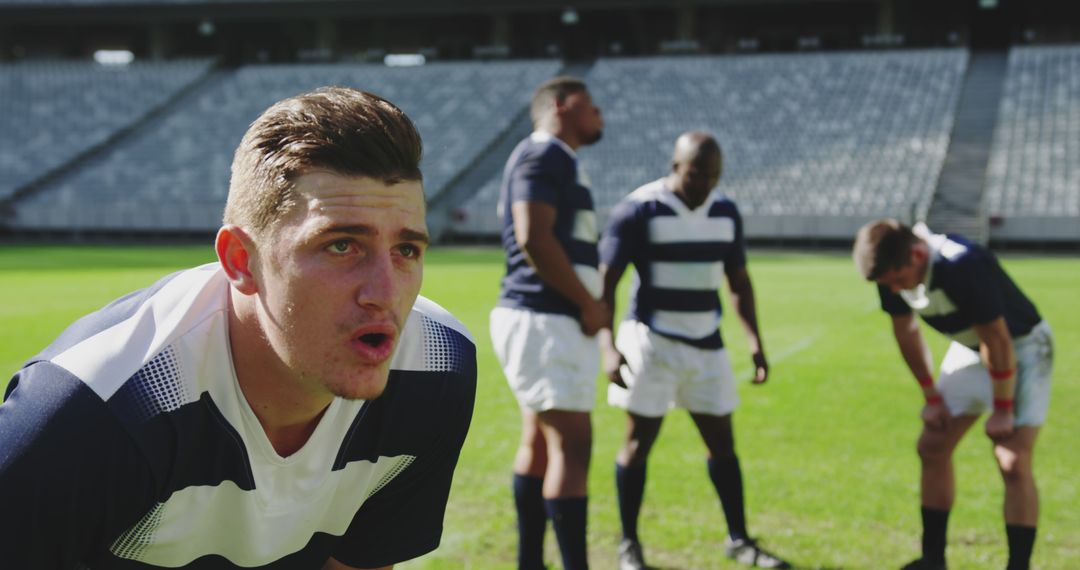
xmin=539 ymin=124 xmax=579 ymax=151
xmin=227 ymin=292 xmax=333 ymax=457
xmin=666 ymin=176 xmax=705 ymax=210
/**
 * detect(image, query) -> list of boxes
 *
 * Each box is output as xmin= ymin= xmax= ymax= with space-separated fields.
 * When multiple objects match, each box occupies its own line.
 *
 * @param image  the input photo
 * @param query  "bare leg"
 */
xmin=514 ymin=408 xmax=548 ymax=478
xmin=917 ymin=414 xmax=978 ymax=510
xmin=994 ymin=425 xmax=1041 ymax=570
xmin=536 ymin=409 xmax=592 ymax=498
xmin=993 ymin=426 xmax=1040 ymax=526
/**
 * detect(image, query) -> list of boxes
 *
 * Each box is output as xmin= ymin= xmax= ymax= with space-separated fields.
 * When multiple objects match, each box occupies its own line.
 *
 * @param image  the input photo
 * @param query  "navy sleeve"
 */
xmin=724 ymin=202 xmax=748 ymax=271
xmin=878 ymin=284 xmax=913 ymax=315
xmin=332 ymin=345 xmax=478 ymax=568
xmin=599 ymin=199 xmax=645 ymax=273
xmin=945 ymin=251 xmax=1005 ymax=325
xmin=510 ymin=147 xmax=570 ymax=206
xmin=0 ymin=362 xmax=158 ymax=569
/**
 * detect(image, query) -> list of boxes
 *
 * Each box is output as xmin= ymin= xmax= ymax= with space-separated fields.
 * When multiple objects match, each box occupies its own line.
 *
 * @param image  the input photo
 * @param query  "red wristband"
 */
xmin=993 ymin=398 xmax=1014 ymax=411
xmin=925 ymin=394 xmax=944 ymax=405
xmin=989 ymin=368 xmax=1015 ymax=381
xmin=917 ymin=376 xmax=934 ymax=388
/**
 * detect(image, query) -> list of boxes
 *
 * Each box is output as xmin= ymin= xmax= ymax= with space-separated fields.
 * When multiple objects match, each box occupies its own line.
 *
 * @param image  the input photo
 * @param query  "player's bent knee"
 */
xmin=916 ymin=433 xmax=953 ymax=462
xmin=994 ymin=446 xmax=1033 ymax=483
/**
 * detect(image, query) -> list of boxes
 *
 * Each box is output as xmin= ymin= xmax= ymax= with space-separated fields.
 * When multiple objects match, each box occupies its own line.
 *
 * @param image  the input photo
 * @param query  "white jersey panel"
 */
xmin=651 ymin=308 xmax=720 ymax=339
xmin=649 ymin=215 xmax=735 ymax=244
xmin=51 ymin=264 xmax=226 ymax=402
xmin=650 ymin=261 xmax=725 ymax=290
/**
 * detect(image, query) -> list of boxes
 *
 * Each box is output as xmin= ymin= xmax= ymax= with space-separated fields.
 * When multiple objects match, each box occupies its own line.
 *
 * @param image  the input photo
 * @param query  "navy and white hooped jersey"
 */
xmin=599 ymin=179 xmax=747 ymax=349
xmin=878 ymin=225 xmax=1041 ymax=348
xmin=496 ymin=131 xmax=601 ymax=317
xmin=0 ymin=264 xmax=477 ymax=569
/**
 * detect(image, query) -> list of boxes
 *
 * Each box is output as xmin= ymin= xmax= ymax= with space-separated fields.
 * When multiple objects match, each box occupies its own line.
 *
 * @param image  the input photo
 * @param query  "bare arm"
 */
xmin=974 ymin=316 xmax=1018 ymax=440
xmin=891 ymin=313 xmax=935 ymax=386
xmin=598 ymin=262 xmax=628 ymax=387
xmin=891 ymin=313 xmax=949 ymax=431
xmin=726 ymin=266 xmax=768 ymax=384
xmin=512 ymin=201 xmax=608 ymax=335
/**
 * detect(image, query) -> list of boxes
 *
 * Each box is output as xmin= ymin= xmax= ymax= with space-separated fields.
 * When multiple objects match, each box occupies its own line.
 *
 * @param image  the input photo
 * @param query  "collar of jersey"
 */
xmin=658 ymin=179 xmax=718 ymax=217
xmin=530 ymin=131 xmax=577 ymax=159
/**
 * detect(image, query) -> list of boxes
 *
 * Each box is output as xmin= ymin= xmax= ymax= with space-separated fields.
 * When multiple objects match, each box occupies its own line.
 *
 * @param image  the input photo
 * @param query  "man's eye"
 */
xmin=399 ymin=244 xmax=421 ymax=258
xmin=327 ymin=240 xmax=352 ymax=254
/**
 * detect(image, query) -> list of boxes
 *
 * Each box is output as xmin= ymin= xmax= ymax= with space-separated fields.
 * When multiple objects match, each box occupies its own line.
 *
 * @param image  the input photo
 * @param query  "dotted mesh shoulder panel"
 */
xmin=110 ymin=346 xmax=193 ymax=424
xmin=420 ymin=316 xmax=470 ymax=374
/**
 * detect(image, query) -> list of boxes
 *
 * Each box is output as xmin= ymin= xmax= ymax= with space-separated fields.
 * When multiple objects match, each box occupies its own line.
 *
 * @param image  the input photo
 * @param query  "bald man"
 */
xmin=598 ymin=132 xmax=790 ymax=569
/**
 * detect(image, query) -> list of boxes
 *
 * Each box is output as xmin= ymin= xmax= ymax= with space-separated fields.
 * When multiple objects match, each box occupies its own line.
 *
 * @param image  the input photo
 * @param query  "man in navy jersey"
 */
xmin=598 ymin=132 xmax=790 ymax=570
xmin=854 ymin=219 xmax=1052 ymax=570
xmin=491 ymin=76 xmax=606 ymax=570
xmin=0 ymin=87 xmax=476 ymax=570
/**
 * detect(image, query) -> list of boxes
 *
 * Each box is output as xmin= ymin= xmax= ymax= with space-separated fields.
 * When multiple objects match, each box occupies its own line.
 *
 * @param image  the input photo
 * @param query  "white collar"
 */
xmin=530 ymin=131 xmax=577 ymax=159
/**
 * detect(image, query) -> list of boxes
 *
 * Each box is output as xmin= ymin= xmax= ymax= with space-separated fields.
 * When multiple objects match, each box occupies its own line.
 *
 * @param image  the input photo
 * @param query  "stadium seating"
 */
xmin=12 ymin=60 xmax=559 ymax=231
xmin=985 ymin=45 xmax=1080 ymax=240
xmin=0 ymin=59 xmax=214 ymax=202
xmin=454 ymin=50 xmax=967 ymax=239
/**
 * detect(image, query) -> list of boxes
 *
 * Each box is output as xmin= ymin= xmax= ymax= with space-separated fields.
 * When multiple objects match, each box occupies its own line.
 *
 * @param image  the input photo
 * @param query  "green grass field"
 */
xmin=1 ymin=245 xmax=1077 ymax=569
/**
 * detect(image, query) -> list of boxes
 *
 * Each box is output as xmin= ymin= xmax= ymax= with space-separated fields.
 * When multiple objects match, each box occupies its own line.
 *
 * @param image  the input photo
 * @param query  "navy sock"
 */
xmin=708 ymin=456 xmax=748 ymax=540
xmin=513 ymin=474 xmax=546 ymax=570
xmin=920 ymin=507 xmax=950 ymax=564
xmin=545 ymin=497 xmax=589 ymax=570
xmin=615 ymin=463 xmax=647 ymax=542
xmin=1005 ymin=524 xmax=1036 ymax=570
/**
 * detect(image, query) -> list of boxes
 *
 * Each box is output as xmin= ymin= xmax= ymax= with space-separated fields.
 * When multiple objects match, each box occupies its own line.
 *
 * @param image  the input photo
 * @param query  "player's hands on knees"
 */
xmin=921 ymin=403 xmax=950 ymax=432
xmin=985 ymin=409 xmax=1015 ymax=441
xmin=578 ymin=299 xmax=611 ymax=337
xmin=750 ymin=350 xmax=769 ymax=384
xmin=602 ymin=345 xmax=628 ymax=388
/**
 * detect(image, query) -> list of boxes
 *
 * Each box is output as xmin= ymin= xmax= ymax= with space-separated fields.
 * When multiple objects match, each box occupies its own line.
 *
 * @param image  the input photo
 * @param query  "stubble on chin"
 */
xmin=327 ymin=365 xmax=392 ymax=401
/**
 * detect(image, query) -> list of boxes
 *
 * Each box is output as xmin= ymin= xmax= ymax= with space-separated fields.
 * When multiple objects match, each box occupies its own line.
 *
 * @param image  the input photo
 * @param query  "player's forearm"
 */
xmin=728 ymin=276 xmax=763 ymax=354
xmin=599 ymin=263 xmax=626 ymax=328
xmin=520 ymin=232 xmax=595 ymax=309
xmin=975 ymin=319 xmax=1018 ymax=403
xmin=891 ymin=316 xmax=937 ymax=399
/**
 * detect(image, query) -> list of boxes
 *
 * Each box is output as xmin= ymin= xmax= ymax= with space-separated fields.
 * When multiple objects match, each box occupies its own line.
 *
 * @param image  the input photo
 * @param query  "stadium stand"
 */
xmin=0 ymin=59 xmax=214 ymax=202
xmin=10 ymin=60 xmax=560 ymax=232
xmin=986 ymin=45 xmax=1080 ymax=241
xmin=452 ymin=49 xmax=968 ymax=240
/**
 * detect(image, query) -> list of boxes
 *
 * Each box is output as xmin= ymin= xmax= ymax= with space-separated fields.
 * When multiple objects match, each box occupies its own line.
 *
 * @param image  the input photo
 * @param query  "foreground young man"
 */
xmin=853 ymin=219 xmax=1052 ymax=570
xmin=0 ymin=87 xmax=476 ymax=569
xmin=491 ymin=76 xmax=606 ymax=570
xmin=599 ymin=132 xmax=790 ymax=569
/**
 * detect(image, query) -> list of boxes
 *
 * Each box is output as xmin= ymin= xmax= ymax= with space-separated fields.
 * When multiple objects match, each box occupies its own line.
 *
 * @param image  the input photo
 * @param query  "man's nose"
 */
xmin=356 ymin=252 xmax=395 ymax=310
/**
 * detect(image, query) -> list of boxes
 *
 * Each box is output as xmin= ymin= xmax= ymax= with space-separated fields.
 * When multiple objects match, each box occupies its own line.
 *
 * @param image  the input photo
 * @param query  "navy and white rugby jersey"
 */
xmin=599 ymin=179 xmax=747 ymax=349
xmin=0 ymin=263 xmax=476 ymax=569
xmin=496 ymin=132 xmax=600 ymax=317
xmin=878 ymin=226 xmax=1041 ymax=348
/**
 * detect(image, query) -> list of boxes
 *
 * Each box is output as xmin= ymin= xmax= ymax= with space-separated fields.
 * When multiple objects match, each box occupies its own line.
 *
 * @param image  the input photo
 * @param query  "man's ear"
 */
xmin=216 ymin=225 xmax=259 ymax=296
xmin=910 ymin=242 xmax=929 ymax=267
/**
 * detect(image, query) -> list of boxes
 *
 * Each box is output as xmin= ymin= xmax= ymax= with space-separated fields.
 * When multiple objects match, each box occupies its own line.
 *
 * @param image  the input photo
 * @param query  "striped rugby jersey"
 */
xmin=0 ymin=263 xmax=476 ymax=569
xmin=496 ymin=132 xmax=600 ymax=317
xmin=600 ymin=178 xmax=747 ymax=349
xmin=878 ymin=225 xmax=1041 ymax=348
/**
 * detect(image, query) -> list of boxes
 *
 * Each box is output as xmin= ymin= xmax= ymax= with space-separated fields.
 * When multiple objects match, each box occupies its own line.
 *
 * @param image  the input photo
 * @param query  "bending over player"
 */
xmin=853 ymin=219 xmax=1053 ymax=570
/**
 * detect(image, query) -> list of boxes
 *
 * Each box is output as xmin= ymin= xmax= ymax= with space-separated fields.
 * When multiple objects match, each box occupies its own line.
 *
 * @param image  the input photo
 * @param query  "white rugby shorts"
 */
xmin=938 ymin=320 xmax=1053 ymax=426
xmin=608 ymin=320 xmax=739 ymax=418
xmin=490 ymin=306 xmax=599 ymax=412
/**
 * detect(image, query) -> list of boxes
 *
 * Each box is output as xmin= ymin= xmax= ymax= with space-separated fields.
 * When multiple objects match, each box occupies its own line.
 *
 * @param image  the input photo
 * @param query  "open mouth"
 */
xmin=358 ymin=333 xmax=389 ymax=348
xmin=350 ymin=325 xmax=397 ymax=363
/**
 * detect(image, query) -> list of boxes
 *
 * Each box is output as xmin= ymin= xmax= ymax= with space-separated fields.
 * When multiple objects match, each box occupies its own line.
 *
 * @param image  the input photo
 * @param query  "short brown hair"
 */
xmin=224 ymin=86 xmax=423 ymax=237
xmin=530 ymin=76 xmax=588 ymax=126
xmin=853 ymin=219 xmax=921 ymax=280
